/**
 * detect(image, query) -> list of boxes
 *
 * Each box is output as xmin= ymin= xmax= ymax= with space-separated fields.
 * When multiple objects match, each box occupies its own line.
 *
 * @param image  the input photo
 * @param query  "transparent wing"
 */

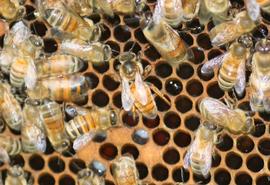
xmin=183 ymin=147 xmax=192 ymax=169
xmin=121 ymin=78 xmax=134 ymax=111
xmin=235 ymin=61 xmax=246 ymax=97
xmin=24 ymin=59 xmax=37 ymax=90
xmin=200 ymin=143 xmax=213 ymax=177
xmin=10 ymin=21 xmax=31 ymax=45
xmin=245 ymin=0 xmax=260 ymax=21
xmin=210 ymin=23 xmax=239 ymax=46
xmin=201 ymin=53 xmax=226 ymax=74
xmin=73 ymin=132 xmax=96 ymax=151
xmin=0 ymin=147 xmax=10 ymax=163
xmin=134 ymin=72 xmax=148 ymax=105
xmin=31 ymin=124 xmax=46 ymax=153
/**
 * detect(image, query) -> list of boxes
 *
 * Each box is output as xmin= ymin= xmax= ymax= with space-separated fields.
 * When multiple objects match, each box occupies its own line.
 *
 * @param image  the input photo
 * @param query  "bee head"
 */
xmin=255 ymin=39 xmax=270 ymax=53
xmin=135 ymin=0 xmax=146 ymax=13
xmin=29 ymin=35 xmax=44 ymax=48
xmin=25 ymin=98 xmax=41 ymax=106
xmin=231 ymin=42 xmax=247 ymax=57
xmin=244 ymin=112 xmax=255 ymax=134
xmin=9 ymin=165 xmax=24 ymax=177
xmin=119 ymin=52 xmax=142 ymax=80
xmin=238 ymin=34 xmax=253 ymax=48
xmin=77 ymin=168 xmax=92 ymax=179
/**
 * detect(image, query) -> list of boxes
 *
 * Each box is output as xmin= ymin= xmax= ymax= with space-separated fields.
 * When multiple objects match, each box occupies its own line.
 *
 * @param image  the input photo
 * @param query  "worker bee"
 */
xmin=63 ymin=0 xmax=146 ymax=17
xmin=199 ymin=97 xmax=254 ymax=134
xmin=26 ymin=74 xmax=89 ymax=103
xmin=181 ymin=0 xmax=200 ymax=21
xmin=141 ymin=2 xmax=189 ymax=65
xmin=0 ymin=83 xmax=23 ymax=131
xmin=160 ymin=0 xmax=183 ymax=27
xmin=184 ymin=124 xmax=218 ymax=177
xmin=111 ymin=155 xmax=140 ymax=185
xmin=25 ymin=54 xmax=86 ymax=88
xmin=4 ymin=21 xmax=43 ymax=59
xmin=201 ymin=35 xmax=253 ymax=96
xmin=249 ymin=39 xmax=270 ymax=112
xmin=21 ymin=99 xmax=46 ymax=153
xmin=244 ymin=0 xmax=270 ymax=21
xmin=116 ymin=52 xmax=170 ymax=119
xmin=0 ymin=135 xmax=21 ymax=163
xmin=198 ymin=0 xmax=230 ymax=25
xmin=0 ymin=0 xmax=25 ymax=22
xmin=209 ymin=11 xmax=257 ymax=46
xmin=36 ymin=0 xmax=101 ymax=42
xmin=77 ymin=168 xmax=105 ymax=185
xmin=4 ymin=165 xmax=33 ymax=185
xmin=52 ymin=31 xmax=112 ymax=64
xmin=65 ymin=104 xmax=119 ymax=151
xmin=38 ymin=99 xmax=70 ymax=153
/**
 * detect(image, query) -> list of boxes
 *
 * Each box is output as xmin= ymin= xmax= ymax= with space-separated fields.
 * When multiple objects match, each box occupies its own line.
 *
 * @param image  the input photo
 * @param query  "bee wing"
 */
xmin=121 ymin=77 xmax=135 ymax=111
xmin=201 ymin=53 xmax=227 ymax=75
xmin=73 ymin=132 xmax=96 ymax=151
xmin=235 ymin=61 xmax=246 ymax=97
xmin=24 ymin=60 xmax=37 ymax=90
xmin=245 ymin=0 xmax=260 ymax=21
xmin=183 ymin=148 xmax=192 ymax=169
xmin=135 ymin=72 xmax=148 ymax=105
xmin=0 ymin=146 xmax=10 ymax=163
xmin=10 ymin=21 xmax=31 ymax=46
xmin=201 ymin=143 xmax=213 ymax=177
xmin=26 ymin=123 xmax=47 ymax=153
xmin=211 ymin=24 xmax=239 ymax=46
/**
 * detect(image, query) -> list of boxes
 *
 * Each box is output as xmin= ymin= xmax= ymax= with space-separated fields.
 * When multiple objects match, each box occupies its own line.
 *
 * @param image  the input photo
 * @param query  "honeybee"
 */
xmin=245 ymin=0 xmax=270 ymax=21
xmin=198 ymin=0 xmax=230 ymax=25
xmin=161 ymin=0 xmax=183 ymax=27
xmin=4 ymin=165 xmax=33 ymax=185
xmin=21 ymin=99 xmax=46 ymax=153
xmin=52 ymin=32 xmax=112 ymax=63
xmin=65 ymin=104 xmax=119 ymax=151
xmin=63 ymin=0 xmax=146 ymax=17
xmin=0 ymin=0 xmax=25 ymax=22
xmin=199 ymin=97 xmax=254 ymax=134
xmin=77 ymin=168 xmax=105 ymax=185
xmin=141 ymin=2 xmax=189 ymax=65
xmin=38 ymin=99 xmax=70 ymax=153
xmin=0 ymin=83 xmax=23 ymax=131
xmin=25 ymin=54 xmax=86 ymax=88
xmin=36 ymin=0 xmax=101 ymax=42
xmin=0 ymin=135 xmax=21 ymax=163
xmin=111 ymin=155 xmax=140 ymax=185
xmin=249 ymin=39 xmax=270 ymax=112
xmin=209 ymin=11 xmax=257 ymax=46
xmin=201 ymin=35 xmax=253 ymax=96
xmin=184 ymin=124 xmax=217 ymax=177
xmin=26 ymin=74 xmax=89 ymax=103
xmin=4 ymin=21 xmax=43 ymax=59
xmin=181 ymin=0 xmax=200 ymax=21
xmin=116 ymin=52 xmax=170 ymax=119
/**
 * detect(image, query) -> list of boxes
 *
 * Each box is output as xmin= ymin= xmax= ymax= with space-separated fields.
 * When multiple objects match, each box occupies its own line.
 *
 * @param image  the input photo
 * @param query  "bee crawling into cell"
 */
xmin=201 ymin=34 xmax=253 ymax=97
xmin=109 ymin=50 xmax=171 ymax=120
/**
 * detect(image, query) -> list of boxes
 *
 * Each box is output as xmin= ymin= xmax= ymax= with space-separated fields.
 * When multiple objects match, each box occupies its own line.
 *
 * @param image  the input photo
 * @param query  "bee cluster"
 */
xmin=0 ymin=0 xmax=270 ymax=184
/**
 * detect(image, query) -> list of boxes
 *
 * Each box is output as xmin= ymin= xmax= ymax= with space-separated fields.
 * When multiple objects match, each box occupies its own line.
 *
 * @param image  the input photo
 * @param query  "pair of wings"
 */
xmin=121 ymin=72 xmax=148 ymax=111
xmin=183 ymin=135 xmax=213 ymax=177
xmin=245 ymin=0 xmax=261 ymax=21
xmin=201 ymin=53 xmax=246 ymax=96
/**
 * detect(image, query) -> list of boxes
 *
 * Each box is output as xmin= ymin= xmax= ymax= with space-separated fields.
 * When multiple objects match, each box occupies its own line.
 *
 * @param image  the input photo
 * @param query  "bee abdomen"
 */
xmin=10 ymin=59 xmax=28 ymax=88
xmin=218 ymin=66 xmax=237 ymax=91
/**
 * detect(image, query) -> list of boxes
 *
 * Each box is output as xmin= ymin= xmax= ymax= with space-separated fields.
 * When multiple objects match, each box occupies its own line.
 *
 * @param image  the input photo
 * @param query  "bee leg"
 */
xmin=214 ymin=132 xmax=224 ymax=145
xmin=147 ymin=83 xmax=171 ymax=106
xmin=143 ymin=65 xmax=152 ymax=79
xmin=132 ymin=106 xmax=138 ymax=121
xmin=224 ymin=93 xmax=236 ymax=109
xmin=107 ymin=73 xmax=121 ymax=82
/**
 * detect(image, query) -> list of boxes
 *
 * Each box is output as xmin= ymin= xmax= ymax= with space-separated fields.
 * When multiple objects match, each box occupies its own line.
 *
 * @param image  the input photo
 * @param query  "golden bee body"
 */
xmin=199 ymin=97 xmax=254 ymax=134
xmin=39 ymin=100 xmax=70 ymax=153
xmin=111 ymin=156 xmax=139 ymax=185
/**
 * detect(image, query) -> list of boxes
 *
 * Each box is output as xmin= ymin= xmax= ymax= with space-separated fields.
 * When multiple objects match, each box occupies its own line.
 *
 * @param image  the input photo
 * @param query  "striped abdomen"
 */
xmin=130 ymin=84 xmax=157 ymax=119
xmin=0 ymin=135 xmax=21 ymax=156
xmin=41 ymin=75 xmax=88 ymax=102
xmin=65 ymin=113 xmax=96 ymax=140
xmin=1 ymin=94 xmax=23 ymax=131
xmin=40 ymin=101 xmax=70 ymax=152
xmin=190 ymin=153 xmax=209 ymax=176
xmin=10 ymin=58 xmax=28 ymax=89
xmin=37 ymin=54 xmax=83 ymax=79
xmin=218 ymin=55 xmax=242 ymax=91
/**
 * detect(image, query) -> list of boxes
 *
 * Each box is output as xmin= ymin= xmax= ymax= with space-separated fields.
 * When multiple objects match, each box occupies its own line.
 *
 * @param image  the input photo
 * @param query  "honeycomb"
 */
xmin=0 ymin=0 xmax=270 ymax=184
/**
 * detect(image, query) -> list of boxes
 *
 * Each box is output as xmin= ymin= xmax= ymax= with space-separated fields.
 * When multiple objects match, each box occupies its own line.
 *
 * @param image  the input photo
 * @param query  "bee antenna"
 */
xmin=128 ymin=41 xmax=137 ymax=54
xmin=181 ymin=167 xmax=185 ymax=183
